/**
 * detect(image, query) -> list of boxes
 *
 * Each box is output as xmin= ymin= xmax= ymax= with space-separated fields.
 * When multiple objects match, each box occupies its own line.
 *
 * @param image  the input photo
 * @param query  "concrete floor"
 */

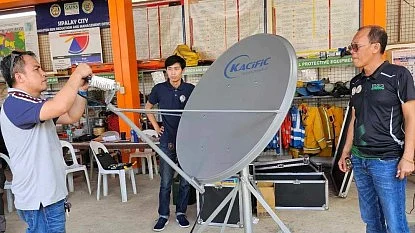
xmin=4 ymin=171 xmax=415 ymax=233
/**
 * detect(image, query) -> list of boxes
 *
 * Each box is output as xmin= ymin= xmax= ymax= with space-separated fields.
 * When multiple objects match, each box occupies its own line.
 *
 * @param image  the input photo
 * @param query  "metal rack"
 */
xmin=264 ymin=57 xmax=358 ymax=157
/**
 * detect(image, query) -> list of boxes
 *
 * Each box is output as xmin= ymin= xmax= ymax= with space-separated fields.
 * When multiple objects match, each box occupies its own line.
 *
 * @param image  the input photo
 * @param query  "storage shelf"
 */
xmin=294 ymin=95 xmax=350 ymax=100
xmin=46 ymin=73 xmax=115 ymax=84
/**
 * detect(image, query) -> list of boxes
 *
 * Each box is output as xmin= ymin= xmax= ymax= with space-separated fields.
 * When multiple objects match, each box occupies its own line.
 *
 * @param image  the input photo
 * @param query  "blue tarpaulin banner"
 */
xmin=35 ymin=0 xmax=109 ymax=33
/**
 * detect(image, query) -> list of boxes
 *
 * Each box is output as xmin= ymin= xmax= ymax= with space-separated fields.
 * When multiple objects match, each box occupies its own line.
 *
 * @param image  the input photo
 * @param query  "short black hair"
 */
xmin=0 ymin=50 xmax=36 ymax=88
xmin=358 ymin=25 xmax=388 ymax=54
xmin=165 ymin=55 xmax=186 ymax=69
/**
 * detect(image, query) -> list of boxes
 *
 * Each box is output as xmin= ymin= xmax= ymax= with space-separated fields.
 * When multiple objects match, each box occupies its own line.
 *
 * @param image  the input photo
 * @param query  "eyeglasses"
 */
xmin=9 ymin=50 xmax=35 ymax=79
xmin=347 ymin=42 xmax=380 ymax=53
xmin=347 ymin=43 xmax=372 ymax=53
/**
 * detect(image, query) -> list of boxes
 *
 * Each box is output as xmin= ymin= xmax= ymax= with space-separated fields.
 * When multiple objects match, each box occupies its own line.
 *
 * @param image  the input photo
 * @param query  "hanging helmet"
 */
xmin=332 ymin=81 xmax=351 ymax=97
xmin=296 ymin=87 xmax=310 ymax=97
xmin=306 ymin=80 xmax=327 ymax=96
xmin=324 ymin=83 xmax=335 ymax=93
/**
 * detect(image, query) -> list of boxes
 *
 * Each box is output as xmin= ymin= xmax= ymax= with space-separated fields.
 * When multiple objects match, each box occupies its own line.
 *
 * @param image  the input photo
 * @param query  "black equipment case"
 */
xmin=196 ymin=178 xmax=243 ymax=227
xmin=254 ymin=157 xmax=329 ymax=210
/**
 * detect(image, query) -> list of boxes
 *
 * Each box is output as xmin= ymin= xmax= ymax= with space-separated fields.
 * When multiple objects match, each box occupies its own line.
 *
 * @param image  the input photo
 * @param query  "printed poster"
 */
xmin=0 ymin=15 xmax=39 ymax=58
xmin=390 ymin=48 xmax=415 ymax=77
xmin=49 ymin=27 xmax=102 ymax=71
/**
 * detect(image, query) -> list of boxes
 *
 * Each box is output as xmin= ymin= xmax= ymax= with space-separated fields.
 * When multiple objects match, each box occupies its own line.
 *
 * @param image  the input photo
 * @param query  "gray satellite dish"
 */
xmin=177 ymin=33 xmax=297 ymax=184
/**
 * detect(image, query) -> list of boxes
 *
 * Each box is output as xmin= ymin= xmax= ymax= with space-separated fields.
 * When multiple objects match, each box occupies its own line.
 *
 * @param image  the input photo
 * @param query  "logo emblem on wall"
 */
xmin=62 ymin=32 xmax=90 ymax=54
xmin=82 ymin=0 xmax=94 ymax=14
xmin=50 ymin=4 xmax=62 ymax=18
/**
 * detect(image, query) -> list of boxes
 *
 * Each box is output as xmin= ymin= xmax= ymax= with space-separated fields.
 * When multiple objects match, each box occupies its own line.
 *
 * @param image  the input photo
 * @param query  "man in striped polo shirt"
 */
xmin=0 ymin=51 xmax=91 ymax=233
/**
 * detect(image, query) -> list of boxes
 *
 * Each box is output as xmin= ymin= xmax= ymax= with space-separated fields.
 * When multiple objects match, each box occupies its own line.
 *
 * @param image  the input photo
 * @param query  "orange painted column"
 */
xmin=108 ymin=0 xmax=140 ymax=137
xmin=361 ymin=0 xmax=386 ymax=27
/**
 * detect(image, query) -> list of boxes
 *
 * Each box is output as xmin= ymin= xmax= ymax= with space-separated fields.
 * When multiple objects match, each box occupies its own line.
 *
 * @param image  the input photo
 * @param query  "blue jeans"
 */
xmin=351 ymin=156 xmax=409 ymax=233
xmin=17 ymin=199 xmax=66 ymax=233
xmin=158 ymin=143 xmax=190 ymax=219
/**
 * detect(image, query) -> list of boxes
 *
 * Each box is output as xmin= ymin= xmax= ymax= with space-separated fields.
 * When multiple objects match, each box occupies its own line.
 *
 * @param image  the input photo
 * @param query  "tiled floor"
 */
xmin=4 ymin=171 xmax=415 ymax=233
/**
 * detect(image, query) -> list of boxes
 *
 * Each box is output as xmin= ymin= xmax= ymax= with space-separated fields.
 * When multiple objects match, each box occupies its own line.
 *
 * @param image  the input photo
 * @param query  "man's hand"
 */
xmin=156 ymin=126 xmax=164 ymax=136
xmin=71 ymin=63 xmax=92 ymax=90
xmin=338 ymin=153 xmax=351 ymax=173
xmin=396 ymin=157 xmax=414 ymax=180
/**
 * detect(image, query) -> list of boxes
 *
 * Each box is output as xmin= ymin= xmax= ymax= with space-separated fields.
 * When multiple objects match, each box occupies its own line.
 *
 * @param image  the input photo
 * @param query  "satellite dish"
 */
xmin=177 ymin=33 xmax=297 ymax=184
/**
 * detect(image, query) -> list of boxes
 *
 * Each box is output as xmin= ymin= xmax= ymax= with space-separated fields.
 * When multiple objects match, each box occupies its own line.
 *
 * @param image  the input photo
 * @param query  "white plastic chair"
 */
xmin=89 ymin=141 xmax=137 ymax=202
xmin=128 ymin=129 xmax=158 ymax=180
xmin=0 ymin=153 xmax=13 ymax=213
xmin=60 ymin=141 xmax=91 ymax=195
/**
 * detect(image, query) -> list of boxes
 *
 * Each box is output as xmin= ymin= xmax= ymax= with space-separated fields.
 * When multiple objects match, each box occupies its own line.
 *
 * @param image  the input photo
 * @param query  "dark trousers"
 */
xmin=158 ymin=143 xmax=190 ymax=218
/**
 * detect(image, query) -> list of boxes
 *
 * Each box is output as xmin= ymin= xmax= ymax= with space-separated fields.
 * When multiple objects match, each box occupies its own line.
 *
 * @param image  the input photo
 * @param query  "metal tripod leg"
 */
xmin=220 ymin=184 xmax=239 ymax=233
xmin=240 ymin=168 xmax=253 ymax=233
xmin=197 ymin=167 xmax=291 ymax=233
xmin=197 ymin=183 xmax=240 ymax=233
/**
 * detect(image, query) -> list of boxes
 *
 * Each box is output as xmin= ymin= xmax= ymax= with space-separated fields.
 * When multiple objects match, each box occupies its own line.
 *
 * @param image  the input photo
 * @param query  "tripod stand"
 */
xmin=197 ymin=167 xmax=291 ymax=233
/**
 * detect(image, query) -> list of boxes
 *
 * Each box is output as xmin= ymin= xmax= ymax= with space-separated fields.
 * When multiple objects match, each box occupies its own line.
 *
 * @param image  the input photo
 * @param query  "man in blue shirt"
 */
xmin=146 ymin=55 xmax=194 ymax=232
xmin=338 ymin=25 xmax=415 ymax=233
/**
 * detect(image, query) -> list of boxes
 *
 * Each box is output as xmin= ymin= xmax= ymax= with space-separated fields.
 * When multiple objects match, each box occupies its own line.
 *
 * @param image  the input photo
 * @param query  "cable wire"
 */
xmin=190 ymin=194 xmax=203 ymax=233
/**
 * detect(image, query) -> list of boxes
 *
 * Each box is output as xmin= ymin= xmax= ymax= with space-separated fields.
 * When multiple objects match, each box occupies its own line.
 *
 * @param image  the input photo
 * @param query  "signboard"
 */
xmin=388 ymin=48 xmax=415 ymax=77
xmin=183 ymin=66 xmax=209 ymax=75
xmin=49 ymin=27 xmax=102 ymax=71
xmin=0 ymin=15 xmax=39 ymax=58
xmin=298 ymin=56 xmax=353 ymax=70
xmin=36 ymin=0 xmax=109 ymax=33
xmin=0 ymin=14 xmax=40 ymax=82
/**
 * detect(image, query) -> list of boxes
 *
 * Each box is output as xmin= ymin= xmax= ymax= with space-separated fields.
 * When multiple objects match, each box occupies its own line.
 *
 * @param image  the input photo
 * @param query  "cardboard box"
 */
xmin=257 ymin=181 xmax=274 ymax=187
xmin=257 ymin=186 xmax=275 ymax=217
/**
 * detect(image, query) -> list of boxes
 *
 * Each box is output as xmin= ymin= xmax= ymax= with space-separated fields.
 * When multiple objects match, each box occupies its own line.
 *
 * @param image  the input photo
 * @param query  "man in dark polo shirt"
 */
xmin=146 ymin=55 xmax=195 ymax=232
xmin=338 ymin=25 xmax=415 ymax=233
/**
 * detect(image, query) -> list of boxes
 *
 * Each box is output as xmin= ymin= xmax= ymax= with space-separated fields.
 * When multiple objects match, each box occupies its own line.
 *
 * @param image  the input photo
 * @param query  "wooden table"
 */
xmin=71 ymin=141 xmax=160 ymax=177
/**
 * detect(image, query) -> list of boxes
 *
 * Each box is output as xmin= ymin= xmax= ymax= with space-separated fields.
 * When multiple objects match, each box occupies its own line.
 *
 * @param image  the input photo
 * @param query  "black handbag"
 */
xmin=96 ymin=151 xmax=133 ymax=170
